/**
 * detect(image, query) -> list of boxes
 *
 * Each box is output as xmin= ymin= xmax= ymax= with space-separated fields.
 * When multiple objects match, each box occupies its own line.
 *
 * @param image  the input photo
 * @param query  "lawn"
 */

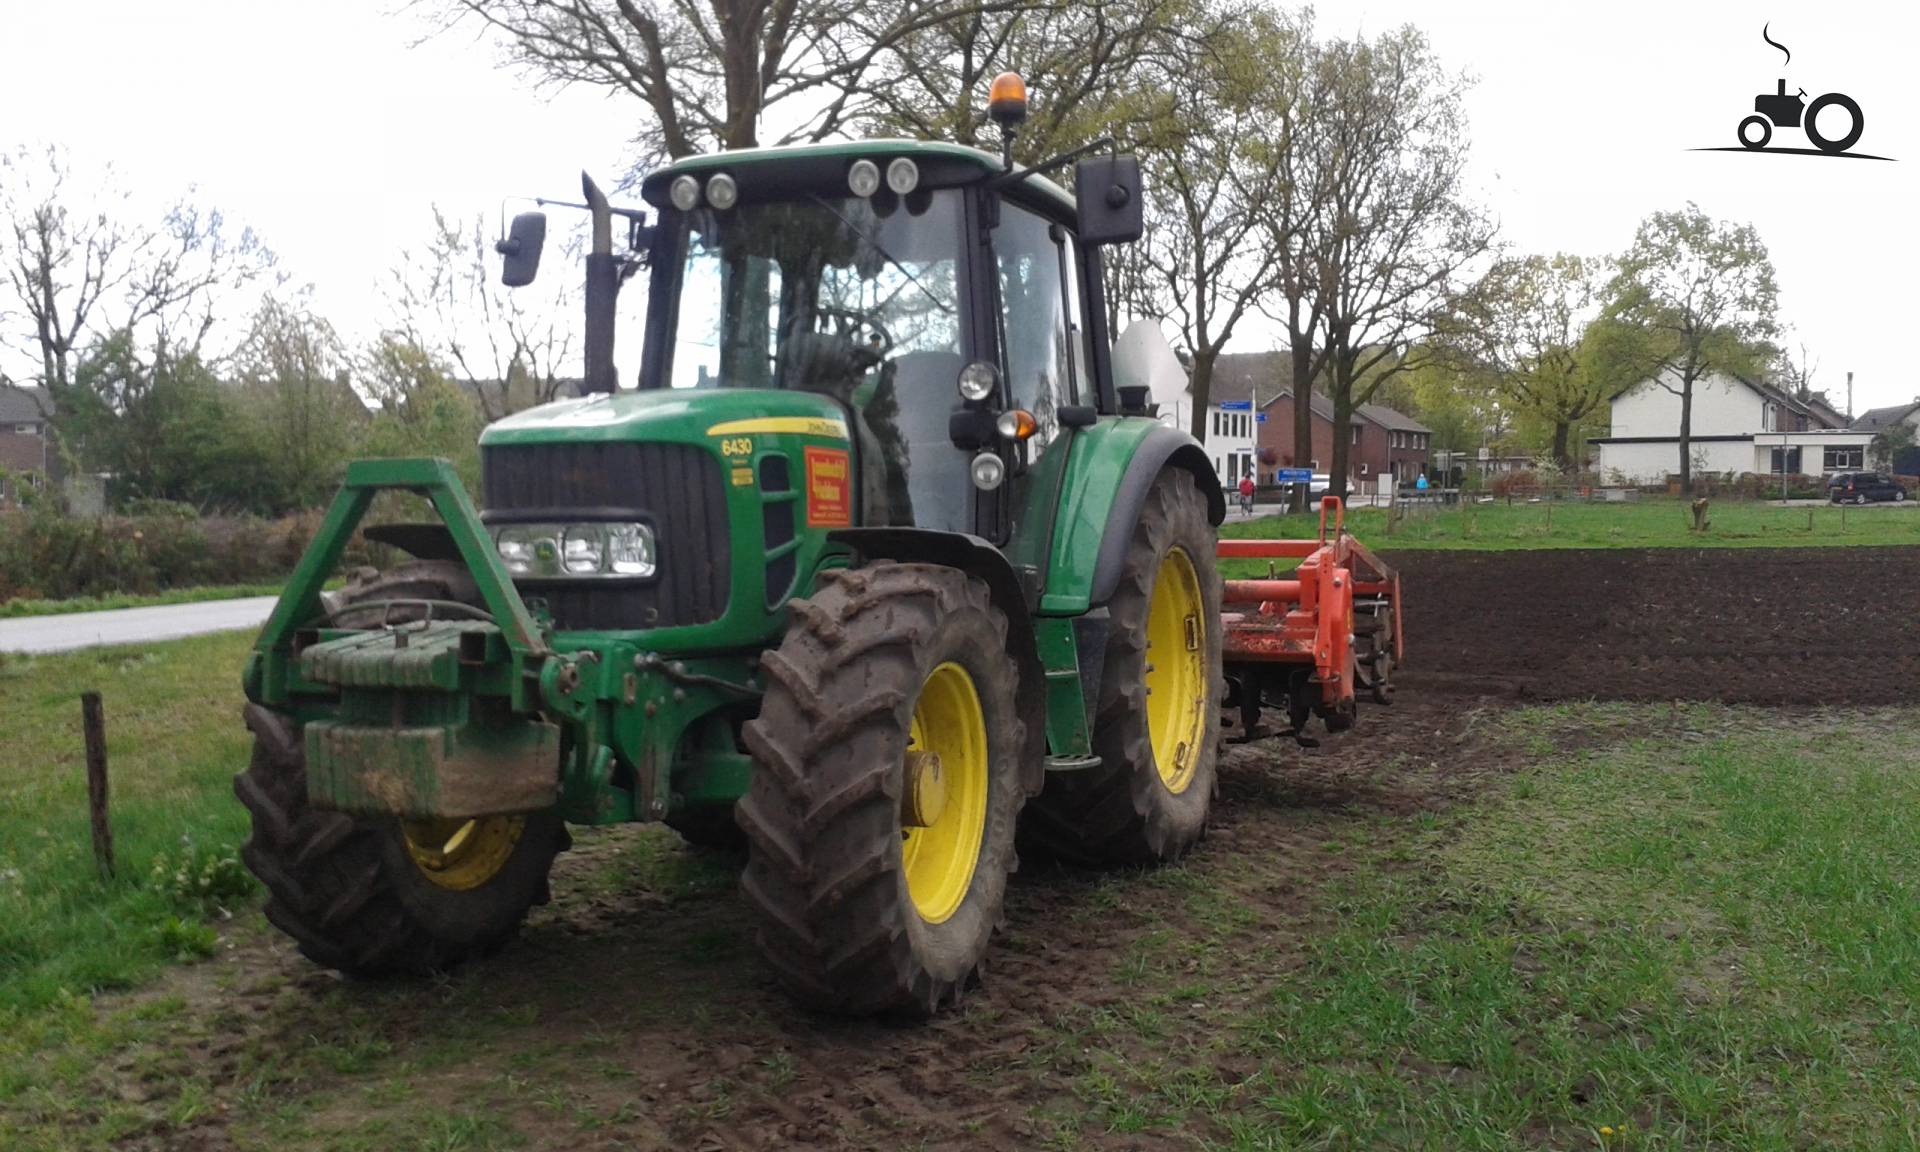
xmin=1053 ymin=704 xmax=1920 ymax=1148
xmin=0 ymin=583 xmax=288 ymax=619
xmin=0 ymin=632 xmax=257 ymax=1018
xmin=1223 ymin=496 xmax=1920 ymax=552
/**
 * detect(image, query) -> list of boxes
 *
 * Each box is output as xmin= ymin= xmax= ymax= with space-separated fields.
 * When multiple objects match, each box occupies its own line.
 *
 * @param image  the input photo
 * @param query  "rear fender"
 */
xmin=828 ymin=527 xmax=1047 ymax=795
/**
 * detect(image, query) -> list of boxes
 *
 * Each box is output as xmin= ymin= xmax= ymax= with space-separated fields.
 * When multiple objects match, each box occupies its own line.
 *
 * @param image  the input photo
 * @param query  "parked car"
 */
xmin=1827 ymin=471 xmax=1907 ymax=504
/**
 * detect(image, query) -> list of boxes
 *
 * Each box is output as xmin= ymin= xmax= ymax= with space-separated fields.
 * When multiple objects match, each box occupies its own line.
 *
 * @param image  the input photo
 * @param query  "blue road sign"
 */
xmin=1218 ymin=399 xmax=1252 ymax=411
xmin=1276 ymin=468 xmax=1313 ymax=484
xmin=1255 ymin=412 xmax=1267 ymax=423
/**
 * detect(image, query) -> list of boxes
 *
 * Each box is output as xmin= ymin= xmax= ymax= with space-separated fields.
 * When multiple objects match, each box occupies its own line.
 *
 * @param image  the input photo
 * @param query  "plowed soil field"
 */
xmin=1391 ymin=546 xmax=1920 ymax=705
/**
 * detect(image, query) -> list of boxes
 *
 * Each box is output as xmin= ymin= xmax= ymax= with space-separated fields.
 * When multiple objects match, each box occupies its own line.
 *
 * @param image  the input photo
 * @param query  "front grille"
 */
xmin=482 ymin=441 xmax=730 ymax=630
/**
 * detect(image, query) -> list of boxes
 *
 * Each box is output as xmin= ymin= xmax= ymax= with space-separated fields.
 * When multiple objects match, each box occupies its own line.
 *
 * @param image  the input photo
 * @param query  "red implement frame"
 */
xmin=1219 ymin=497 xmax=1402 ymax=736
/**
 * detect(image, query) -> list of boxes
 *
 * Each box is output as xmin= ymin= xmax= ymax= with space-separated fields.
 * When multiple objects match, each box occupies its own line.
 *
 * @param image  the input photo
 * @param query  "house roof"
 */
xmin=1214 ymin=351 xmax=1430 ymax=433
xmin=0 ymin=385 xmax=51 ymax=424
xmin=1615 ymin=371 xmax=1851 ymax=429
xmin=1850 ymin=402 xmax=1920 ymax=432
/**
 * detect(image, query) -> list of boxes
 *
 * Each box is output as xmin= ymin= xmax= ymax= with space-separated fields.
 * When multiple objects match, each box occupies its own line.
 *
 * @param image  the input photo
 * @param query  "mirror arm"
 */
xmin=988 ymin=136 xmax=1114 ymax=192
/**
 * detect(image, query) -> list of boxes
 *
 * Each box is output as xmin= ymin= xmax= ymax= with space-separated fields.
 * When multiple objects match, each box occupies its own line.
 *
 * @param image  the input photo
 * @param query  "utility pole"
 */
xmin=1847 ymin=370 xmax=1854 ymax=422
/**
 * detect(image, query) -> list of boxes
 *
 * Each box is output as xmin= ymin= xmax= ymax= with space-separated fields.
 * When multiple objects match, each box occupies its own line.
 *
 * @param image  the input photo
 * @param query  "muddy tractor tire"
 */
xmin=235 ymin=562 xmax=567 ymax=976
xmin=1021 ymin=468 xmax=1223 ymax=866
xmin=737 ymin=563 xmax=1030 ymax=1016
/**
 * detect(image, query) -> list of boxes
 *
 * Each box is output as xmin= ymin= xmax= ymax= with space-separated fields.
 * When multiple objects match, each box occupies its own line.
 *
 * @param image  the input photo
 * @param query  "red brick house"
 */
xmin=1213 ymin=353 xmax=1431 ymax=488
xmin=0 ymin=385 xmax=53 ymax=503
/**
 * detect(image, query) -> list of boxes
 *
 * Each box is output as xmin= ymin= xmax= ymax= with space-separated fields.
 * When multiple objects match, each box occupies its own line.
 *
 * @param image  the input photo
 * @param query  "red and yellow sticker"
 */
xmin=804 ymin=446 xmax=853 ymax=527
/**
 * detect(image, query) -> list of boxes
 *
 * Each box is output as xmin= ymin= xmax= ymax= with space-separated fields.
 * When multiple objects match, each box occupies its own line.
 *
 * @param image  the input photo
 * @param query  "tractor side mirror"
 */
xmin=1074 ymin=154 xmax=1144 ymax=246
xmin=496 ymin=211 xmax=548 ymax=287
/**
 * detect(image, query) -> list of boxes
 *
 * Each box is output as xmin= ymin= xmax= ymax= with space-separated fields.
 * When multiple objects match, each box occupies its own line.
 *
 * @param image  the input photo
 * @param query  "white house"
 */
xmin=1592 ymin=370 xmax=1871 ymax=483
xmin=1113 ymin=322 xmax=1258 ymax=487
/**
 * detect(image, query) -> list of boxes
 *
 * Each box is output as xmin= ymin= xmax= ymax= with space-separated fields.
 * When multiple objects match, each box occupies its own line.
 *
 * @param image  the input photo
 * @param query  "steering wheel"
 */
xmin=816 ymin=307 xmax=894 ymax=364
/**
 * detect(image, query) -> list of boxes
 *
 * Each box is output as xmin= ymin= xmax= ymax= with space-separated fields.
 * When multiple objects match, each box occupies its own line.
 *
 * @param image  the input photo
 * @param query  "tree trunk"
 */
xmin=1290 ymin=342 xmax=1315 ymax=512
xmin=1678 ymin=374 xmax=1694 ymax=494
xmin=1330 ymin=388 xmax=1354 ymax=503
xmin=1551 ymin=422 xmax=1571 ymax=471
xmin=1187 ymin=350 xmax=1215 ymax=443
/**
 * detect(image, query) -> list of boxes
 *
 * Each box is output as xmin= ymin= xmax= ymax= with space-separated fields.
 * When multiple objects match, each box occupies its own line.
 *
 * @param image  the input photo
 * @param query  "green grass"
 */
xmin=1066 ymin=704 xmax=1920 ymax=1148
xmin=0 ymin=582 xmax=303 ymax=618
xmin=0 ymin=632 xmax=257 ymax=1017
xmin=1223 ymin=496 xmax=1920 ymax=554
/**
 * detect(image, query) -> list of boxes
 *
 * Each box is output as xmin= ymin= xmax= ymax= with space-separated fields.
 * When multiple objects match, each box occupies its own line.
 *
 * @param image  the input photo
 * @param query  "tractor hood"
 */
xmin=479 ymin=388 xmax=852 ymax=447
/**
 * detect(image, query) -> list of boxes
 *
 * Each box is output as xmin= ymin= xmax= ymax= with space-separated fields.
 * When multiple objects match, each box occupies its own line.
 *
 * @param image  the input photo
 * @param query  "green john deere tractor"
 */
xmin=236 ymin=76 xmax=1226 ymax=1015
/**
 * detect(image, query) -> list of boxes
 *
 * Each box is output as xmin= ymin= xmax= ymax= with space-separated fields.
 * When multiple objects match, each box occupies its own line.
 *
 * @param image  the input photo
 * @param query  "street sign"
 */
xmin=1255 ymin=412 xmax=1267 ymax=423
xmin=1218 ymin=399 xmax=1252 ymax=411
xmin=1276 ymin=468 xmax=1313 ymax=484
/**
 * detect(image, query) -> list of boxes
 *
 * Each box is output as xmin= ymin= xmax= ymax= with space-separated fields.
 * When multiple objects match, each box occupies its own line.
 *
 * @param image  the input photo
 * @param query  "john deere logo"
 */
xmin=1692 ymin=24 xmax=1893 ymax=161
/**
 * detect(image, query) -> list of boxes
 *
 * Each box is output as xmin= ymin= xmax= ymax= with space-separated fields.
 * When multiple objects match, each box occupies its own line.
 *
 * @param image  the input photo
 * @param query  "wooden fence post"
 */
xmin=81 ymin=691 xmax=114 ymax=880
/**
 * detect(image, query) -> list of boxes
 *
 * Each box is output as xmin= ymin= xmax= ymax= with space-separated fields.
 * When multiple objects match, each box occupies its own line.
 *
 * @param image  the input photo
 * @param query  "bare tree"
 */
xmin=1 ymin=144 xmax=276 ymax=414
xmin=1111 ymin=9 xmax=1300 ymax=441
xmin=387 ymin=208 xmax=579 ymax=421
xmin=858 ymin=0 xmax=1199 ymax=162
xmin=1310 ymin=27 xmax=1493 ymax=498
xmin=423 ymin=0 xmax=1068 ymax=168
xmin=235 ymin=293 xmax=363 ymax=509
xmin=1602 ymin=203 xmax=1780 ymax=493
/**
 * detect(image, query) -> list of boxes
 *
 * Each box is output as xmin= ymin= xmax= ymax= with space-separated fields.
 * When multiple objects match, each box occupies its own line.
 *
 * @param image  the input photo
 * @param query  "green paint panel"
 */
xmin=305 ymin=715 xmax=560 ymax=820
xmin=1032 ymin=616 xmax=1091 ymax=758
xmin=1037 ymin=416 xmax=1164 ymax=615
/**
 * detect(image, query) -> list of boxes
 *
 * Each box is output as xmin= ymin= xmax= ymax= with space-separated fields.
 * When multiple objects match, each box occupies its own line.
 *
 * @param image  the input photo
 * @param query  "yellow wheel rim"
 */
xmin=900 ymin=662 xmax=989 ymax=924
xmin=1145 ymin=546 xmax=1207 ymax=794
xmin=401 ymin=815 xmax=524 ymax=891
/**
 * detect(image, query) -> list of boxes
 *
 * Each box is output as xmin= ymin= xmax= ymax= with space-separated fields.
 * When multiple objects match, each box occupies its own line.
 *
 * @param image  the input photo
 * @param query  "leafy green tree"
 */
xmin=1870 ymin=422 xmax=1916 ymax=471
xmin=360 ymin=332 xmax=486 ymax=491
xmin=1602 ymin=204 xmax=1780 ymax=493
xmin=234 ymin=295 xmax=364 ymax=512
xmin=1446 ymin=254 xmax=1612 ymax=470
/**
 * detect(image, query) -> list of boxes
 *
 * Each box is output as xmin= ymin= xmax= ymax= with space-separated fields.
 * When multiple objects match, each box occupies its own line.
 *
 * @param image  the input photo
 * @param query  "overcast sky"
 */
xmin=2 ymin=0 xmax=1914 ymax=412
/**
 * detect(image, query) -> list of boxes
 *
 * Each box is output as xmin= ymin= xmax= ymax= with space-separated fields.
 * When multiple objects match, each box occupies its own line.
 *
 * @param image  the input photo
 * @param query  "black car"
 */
xmin=1827 ymin=471 xmax=1908 ymax=504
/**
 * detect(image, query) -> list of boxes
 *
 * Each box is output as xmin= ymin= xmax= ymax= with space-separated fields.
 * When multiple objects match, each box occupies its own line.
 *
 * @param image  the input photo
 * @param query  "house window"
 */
xmin=10 ymin=424 xmax=33 ymax=434
xmin=1360 ymin=462 xmax=1370 ymax=475
xmin=1769 ymin=447 xmax=1802 ymax=473
xmin=1824 ymin=446 xmax=1864 ymax=471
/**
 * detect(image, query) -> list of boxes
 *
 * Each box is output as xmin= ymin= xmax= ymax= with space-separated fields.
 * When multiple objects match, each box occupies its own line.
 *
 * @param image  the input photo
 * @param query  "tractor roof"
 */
xmin=647 ymin=138 xmax=1077 ymax=221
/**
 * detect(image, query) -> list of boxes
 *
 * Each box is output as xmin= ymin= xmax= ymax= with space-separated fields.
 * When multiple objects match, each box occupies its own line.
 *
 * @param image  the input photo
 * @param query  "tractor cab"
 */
xmin=496 ymin=78 xmax=1144 ymax=548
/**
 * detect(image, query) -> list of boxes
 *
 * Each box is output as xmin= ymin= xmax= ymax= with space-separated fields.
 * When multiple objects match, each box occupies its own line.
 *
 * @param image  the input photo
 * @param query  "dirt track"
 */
xmin=1392 ymin=546 xmax=1920 ymax=705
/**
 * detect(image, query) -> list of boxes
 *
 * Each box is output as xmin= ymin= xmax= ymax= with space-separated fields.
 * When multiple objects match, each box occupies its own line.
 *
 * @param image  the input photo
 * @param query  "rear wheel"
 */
xmin=1021 ymin=468 xmax=1222 ymax=865
xmin=737 ymin=564 xmax=1030 ymax=1015
xmin=235 ymin=562 xmax=567 ymax=976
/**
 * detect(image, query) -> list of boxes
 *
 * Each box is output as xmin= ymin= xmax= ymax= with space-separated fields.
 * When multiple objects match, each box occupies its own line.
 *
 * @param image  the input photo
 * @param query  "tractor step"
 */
xmin=1044 ymin=755 xmax=1103 ymax=772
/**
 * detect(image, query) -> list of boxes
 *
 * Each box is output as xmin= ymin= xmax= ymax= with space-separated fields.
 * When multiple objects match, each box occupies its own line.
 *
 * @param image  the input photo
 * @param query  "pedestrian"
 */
xmin=1239 ymin=472 xmax=1256 ymax=516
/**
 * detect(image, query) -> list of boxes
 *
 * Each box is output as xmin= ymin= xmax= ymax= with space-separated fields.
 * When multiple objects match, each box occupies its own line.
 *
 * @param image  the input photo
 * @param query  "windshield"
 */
xmin=650 ymin=189 xmax=974 ymax=531
xmin=659 ymin=190 xmax=966 ymax=396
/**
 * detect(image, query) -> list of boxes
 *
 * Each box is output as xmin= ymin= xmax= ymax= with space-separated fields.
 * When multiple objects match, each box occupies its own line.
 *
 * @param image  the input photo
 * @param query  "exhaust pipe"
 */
xmin=581 ymin=172 xmax=619 ymax=394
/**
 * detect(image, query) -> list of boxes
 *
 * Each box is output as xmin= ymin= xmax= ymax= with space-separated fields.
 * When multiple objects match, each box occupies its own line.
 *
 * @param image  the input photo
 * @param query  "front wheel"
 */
xmin=1857 ymin=492 xmax=1870 ymax=505
xmin=737 ymin=564 xmax=1032 ymax=1016
xmin=1738 ymin=114 xmax=1772 ymax=150
xmin=1897 ymin=490 xmax=1907 ymax=503
xmin=1805 ymin=92 xmax=1864 ymax=154
xmin=1021 ymin=468 xmax=1222 ymax=865
xmin=236 ymin=562 xmax=567 ymax=975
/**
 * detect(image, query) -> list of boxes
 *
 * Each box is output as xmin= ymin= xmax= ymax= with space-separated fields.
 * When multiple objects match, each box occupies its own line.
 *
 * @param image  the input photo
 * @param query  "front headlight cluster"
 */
xmin=492 ymin=522 xmax=656 ymax=579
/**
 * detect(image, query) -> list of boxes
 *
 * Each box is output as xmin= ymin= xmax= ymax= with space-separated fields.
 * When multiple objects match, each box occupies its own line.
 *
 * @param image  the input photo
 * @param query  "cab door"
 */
xmin=987 ymin=198 xmax=1097 ymax=581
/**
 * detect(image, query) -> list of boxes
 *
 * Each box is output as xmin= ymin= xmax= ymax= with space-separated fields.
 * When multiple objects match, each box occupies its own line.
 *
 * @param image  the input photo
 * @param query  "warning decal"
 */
xmin=803 ymin=446 xmax=853 ymax=527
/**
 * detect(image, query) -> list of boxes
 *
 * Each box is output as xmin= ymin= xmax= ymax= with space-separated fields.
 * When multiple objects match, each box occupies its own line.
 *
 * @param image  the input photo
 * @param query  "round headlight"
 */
xmin=847 ymin=159 xmax=881 ymax=198
xmin=885 ymin=157 xmax=919 ymax=195
xmin=970 ymin=452 xmax=1005 ymax=491
xmin=669 ymin=174 xmax=700 ymax=211
xmin=495 ymin=527 xmax=533 ymax=574
xmin=560 ymin=526 xmax=605 ymax=575
xmin=957 ymin=360 xmax=998 ymax=402
xmin=607 ymin=523 xmax=656 ymax=577
xmin=705 ymin=172 xmax=738 ymax=210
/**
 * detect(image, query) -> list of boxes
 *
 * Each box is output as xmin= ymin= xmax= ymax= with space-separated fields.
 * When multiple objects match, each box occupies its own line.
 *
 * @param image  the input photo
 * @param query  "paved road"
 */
xmin=0 ymin=596 xmax=278 ymax=655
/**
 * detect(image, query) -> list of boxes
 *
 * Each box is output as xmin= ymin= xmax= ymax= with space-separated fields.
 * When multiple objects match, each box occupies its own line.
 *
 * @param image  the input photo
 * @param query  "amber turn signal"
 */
xmin=995 ymin=408 xmax=1038 ymax=441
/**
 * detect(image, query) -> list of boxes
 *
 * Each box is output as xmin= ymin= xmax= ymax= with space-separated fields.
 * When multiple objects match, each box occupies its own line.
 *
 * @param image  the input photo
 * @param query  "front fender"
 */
xmin=1038 ymin=419 xmax=1224 ymax=616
